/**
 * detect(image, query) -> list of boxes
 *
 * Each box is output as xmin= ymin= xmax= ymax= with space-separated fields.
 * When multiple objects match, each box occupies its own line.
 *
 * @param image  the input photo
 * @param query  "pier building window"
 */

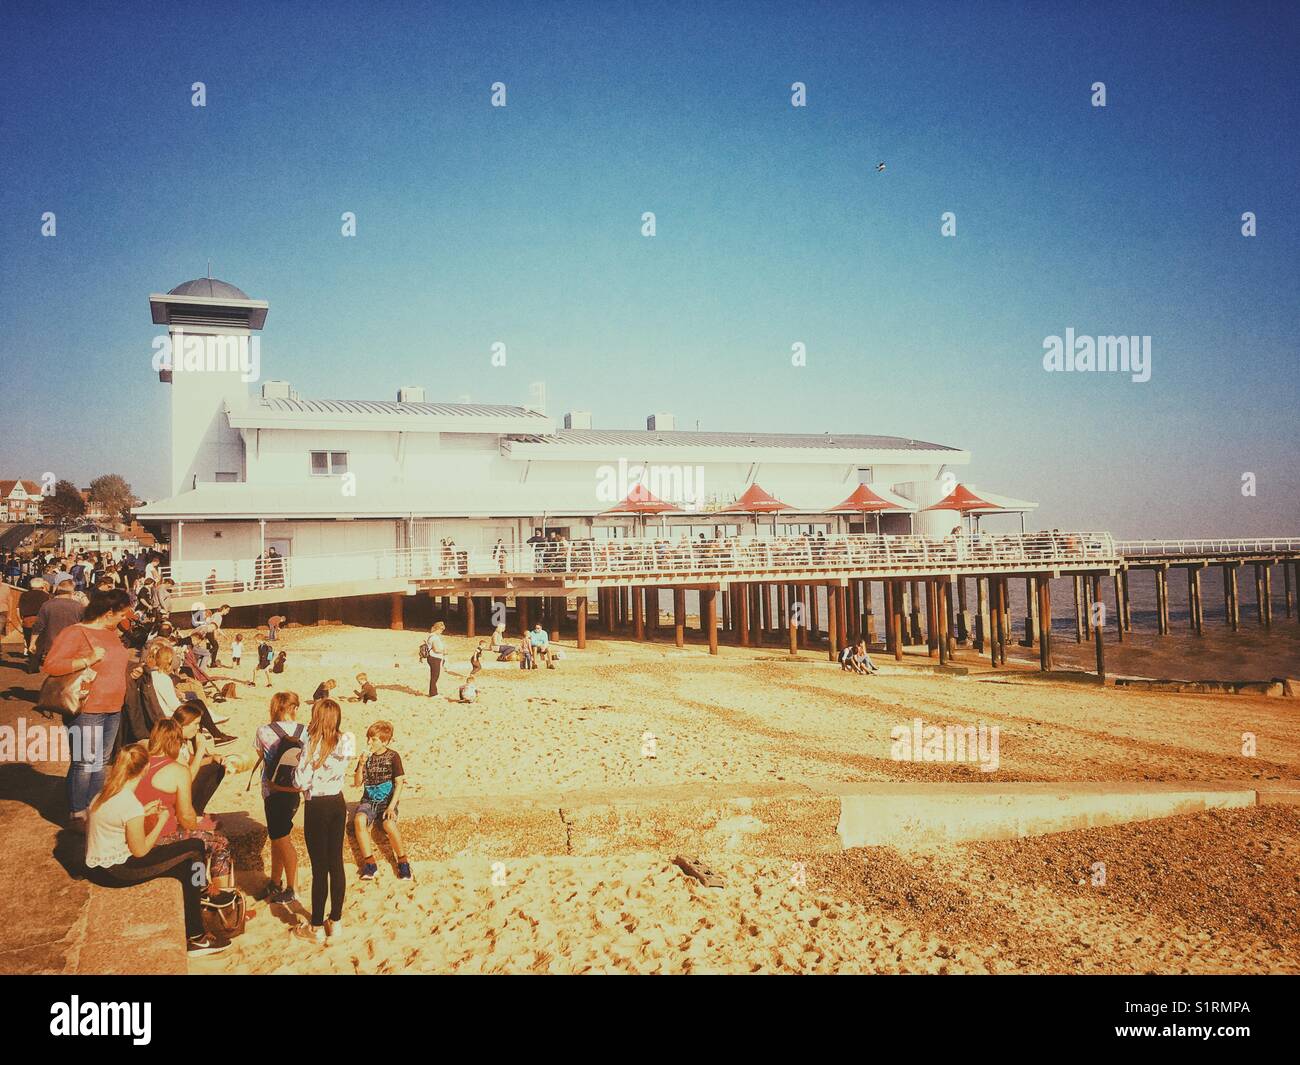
xmin=310 ymin=450 xmax=349 ymax=476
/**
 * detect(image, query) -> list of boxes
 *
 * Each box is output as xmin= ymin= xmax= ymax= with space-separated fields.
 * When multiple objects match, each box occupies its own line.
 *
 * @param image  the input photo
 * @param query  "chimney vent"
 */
xmin=398 ymin=386 xmax=426 ymax=403
xmin=646 ymin=412 xmax=675 ymax=431
xmin=564 ymin=411 xmax=592 ymax=430
xmin=261 ymin=380 xmax=291 ymax=399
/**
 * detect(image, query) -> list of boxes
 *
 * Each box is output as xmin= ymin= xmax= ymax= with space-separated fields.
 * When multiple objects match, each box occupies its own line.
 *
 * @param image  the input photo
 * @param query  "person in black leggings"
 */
xmin=292 ymin=698 xmax=356 ymax=940
xmin=303 ymin=792 xmax=346 ymax=928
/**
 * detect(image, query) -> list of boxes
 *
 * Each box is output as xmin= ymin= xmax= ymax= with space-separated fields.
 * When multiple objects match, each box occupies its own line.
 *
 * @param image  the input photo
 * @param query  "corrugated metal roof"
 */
xmin=257 ymin=398 xmax=549 ymax=419
xmin=507 ymin=430 xmax=960 ymax=451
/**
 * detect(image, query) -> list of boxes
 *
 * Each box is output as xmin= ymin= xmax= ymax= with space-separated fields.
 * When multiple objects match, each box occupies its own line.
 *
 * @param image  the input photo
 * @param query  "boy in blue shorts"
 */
xmin=353 ymin=720 xmax=409 ymax=880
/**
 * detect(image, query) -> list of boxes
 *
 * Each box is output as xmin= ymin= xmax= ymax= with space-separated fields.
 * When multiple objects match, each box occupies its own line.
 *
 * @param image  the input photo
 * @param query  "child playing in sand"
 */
xmin=355 ymin=673 xmax=377 ymax=703
xmin=251 ymin=634 xmax=274 ymax=688
xmin=312 ymin=678 xmax=337 ymax=702
xmin=458 ymin=652 xmax=482 ymax=703
xmin=353 ymin=721 xmax=409 ymax=880
xmin=230 ymin=633 xmax=243 ymax=668
xmin=272 ymin=650 xmax=288 ymax=674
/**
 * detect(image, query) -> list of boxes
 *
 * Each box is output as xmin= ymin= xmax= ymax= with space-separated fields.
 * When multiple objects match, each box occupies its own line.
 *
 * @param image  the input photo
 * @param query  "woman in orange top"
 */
xmin=43 ymin=588 xmax=133 ymax=827
xmin=136 ymin=715 xmax=233 ymax=893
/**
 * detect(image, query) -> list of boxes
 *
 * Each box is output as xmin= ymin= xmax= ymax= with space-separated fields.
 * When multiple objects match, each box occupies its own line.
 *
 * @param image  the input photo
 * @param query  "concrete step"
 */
xmin=217 ymin=780 xmax=1278 ymax=872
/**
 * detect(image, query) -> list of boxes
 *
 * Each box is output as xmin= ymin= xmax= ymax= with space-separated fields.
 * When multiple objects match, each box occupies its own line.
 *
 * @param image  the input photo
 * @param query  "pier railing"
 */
xmin=161 ymin=530 xmax=1118 ymax=600
xmin=1115 ymin=538 xmax=1300 ymax=558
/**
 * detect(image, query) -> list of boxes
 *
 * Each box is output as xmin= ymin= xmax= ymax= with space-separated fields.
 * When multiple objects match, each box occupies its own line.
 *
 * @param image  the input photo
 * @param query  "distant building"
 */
xmin=0 ymin=480 xmax=44 ymax=523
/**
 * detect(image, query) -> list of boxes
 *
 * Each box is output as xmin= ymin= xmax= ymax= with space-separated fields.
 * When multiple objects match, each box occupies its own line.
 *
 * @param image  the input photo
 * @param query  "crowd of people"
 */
xmin=1 ymin=549 xmax=418 ymax=957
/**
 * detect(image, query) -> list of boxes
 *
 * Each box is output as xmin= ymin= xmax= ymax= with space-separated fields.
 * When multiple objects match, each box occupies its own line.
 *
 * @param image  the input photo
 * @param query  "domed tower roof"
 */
xmin=167 ymin=277 xmax=251 ymax=300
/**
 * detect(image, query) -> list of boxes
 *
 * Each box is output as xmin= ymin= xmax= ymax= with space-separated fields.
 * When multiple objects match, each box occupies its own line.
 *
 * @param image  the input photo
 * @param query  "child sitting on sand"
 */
xmin=355 ymin=673 xmax=377 ymax=703
xmin=458 ymin=656 xmax=482 ymax=703
xmin=272 ymin=650 xmax=288 ymax=674
xmin=312 ymin=678 xmax=337 ymax=702
xmin=353 ymin=721 xmax=409 ymax=881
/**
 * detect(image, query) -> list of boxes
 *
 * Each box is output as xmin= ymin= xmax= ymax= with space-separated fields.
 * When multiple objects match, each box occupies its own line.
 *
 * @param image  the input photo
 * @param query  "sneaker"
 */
xmin=293 ymin=922 xmax=326 ymax=944
xmin=187 ymin=933 xmax=230 ymax=956
xmin=254 ymin=881 xmax=282 ymax=902
xmin=360 ymin=861 xmax=378 ymax=881
xmin=271 ymin=887 xmax=297 ymax=905
xmin=325 ymin=919 xmax=343 ymax=938
xmin=397 ymin=861 xmax=412 ymax=880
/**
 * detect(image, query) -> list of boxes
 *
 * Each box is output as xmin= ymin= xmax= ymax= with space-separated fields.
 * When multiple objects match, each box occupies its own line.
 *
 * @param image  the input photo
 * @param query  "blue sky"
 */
xmin=1 ymin=0 xmax=1297 ymax=536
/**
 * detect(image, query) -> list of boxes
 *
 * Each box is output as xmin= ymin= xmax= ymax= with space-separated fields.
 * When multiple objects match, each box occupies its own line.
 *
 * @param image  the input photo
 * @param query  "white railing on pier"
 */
xmin=161 ymin=531 xmax=1118 ymax=601
xmin=1116 ymin=538 xmax=1300 ymax=558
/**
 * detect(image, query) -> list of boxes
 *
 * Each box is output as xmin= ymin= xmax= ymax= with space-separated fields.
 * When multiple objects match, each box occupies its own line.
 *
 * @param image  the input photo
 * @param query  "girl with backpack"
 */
xmin=293 ymin=698 xmax=355 ymax=942
xmin=248 ymin=691 xmax=307 ymax=904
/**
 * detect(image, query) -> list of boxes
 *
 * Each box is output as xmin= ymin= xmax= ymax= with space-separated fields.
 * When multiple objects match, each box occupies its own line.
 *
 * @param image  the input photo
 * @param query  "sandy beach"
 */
xmin=167 ymin=621 xmax=1300 ymax=975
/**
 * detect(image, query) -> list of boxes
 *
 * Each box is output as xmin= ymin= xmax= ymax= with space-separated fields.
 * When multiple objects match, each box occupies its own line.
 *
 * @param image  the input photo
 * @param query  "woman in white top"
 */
xmin=83 ymin=741 xmax=229 ymax=956
xmin=293 ymin=697 xmax=356 ymax=941
xmin=423 ymin=621 xmax=447 ymax=697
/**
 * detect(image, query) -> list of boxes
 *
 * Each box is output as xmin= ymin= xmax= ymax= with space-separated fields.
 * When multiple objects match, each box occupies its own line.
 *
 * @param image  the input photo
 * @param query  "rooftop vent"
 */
xmin=564 ymin=411 xmax=593 ymax=430
xmin=262 ymin=380 xmax=292 ymax=400
xmin=647 ymin=412 xmax=675 ymax=431
xmin=397 ymin=386 xmax=426 ymax=403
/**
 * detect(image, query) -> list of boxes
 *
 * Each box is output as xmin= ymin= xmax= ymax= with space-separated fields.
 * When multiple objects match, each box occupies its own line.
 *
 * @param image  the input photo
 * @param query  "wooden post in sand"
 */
xmin=632 ymin=587 xmax=645 ymax=640
xmin=1091 ymin=575 xmax=1106 ymax=681
xmin=936 ymin=581 xmax=949 ymax=665
xmin=1253 ymin=564 xmax=1265 ymax=628
xmin=992 ymin=578 xmax=1006 ymax=666
xmin=865 ymin=582 xmax=877 ymax=644
xmin=389 ymin=592 xmax=403 ymax=630
xmin=827 ymin=585 xmax=840 ymax=661
xmin=576 ymin=596 xmax=587 ymax=649
xmin=788 ymin=584 xmax=801 ymax=648
xmin=704 ymin=588 xmax=718 ymax=655
xmin=788 ymin=591 xmax=798 ymax=655
xmin=1023 ymin=577 xmax=1038 ymax=648
xmin=464 ymin=594 xmax=476 ymax=637
xmin=891 ymin=579 xmax=905 ymax=661
xmin=737 ymin=585 xmax=750 ymax=647
xmin=837 ymin=582 xmax=849 ymax=651
xmin=673 ymin=588 xmax=685 ymax=647
xmin=1222 ymin=566 xmax=1236 ymax=631
xmin=1283 ymin=562 xmax=1293 ymax=619
xmin=922 ymin=580 xmax=936 ymax=657
xmin=883 ymin=581 xmax=895 ymax=654
xmin=1072 ymin=576 xmax=1085 ymax=642
xmin=1189 ymin=567 xmax=1203 ymax=636
xmin=1263 ymin=565 xmax=1274 ymax=627
xmin=1112 ymin=573 xmax=1125 ymax=643
xmin=518 ymin=596 xmax=530 ymax=632
xmin=1155 ymin=568 xmax=1168 ymax=635
xmin=1037 ymin=576 xmax=1052 ymax=671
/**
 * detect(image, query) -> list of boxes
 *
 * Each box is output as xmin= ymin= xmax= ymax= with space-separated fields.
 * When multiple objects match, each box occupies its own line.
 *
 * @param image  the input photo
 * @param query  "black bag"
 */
xmin=201 ymin=889 xmax=246 ymax=938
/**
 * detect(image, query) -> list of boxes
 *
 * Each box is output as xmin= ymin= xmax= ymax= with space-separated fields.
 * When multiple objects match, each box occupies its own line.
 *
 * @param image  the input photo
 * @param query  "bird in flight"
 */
xmin=875 ymin=162 xmax=886 ymax=172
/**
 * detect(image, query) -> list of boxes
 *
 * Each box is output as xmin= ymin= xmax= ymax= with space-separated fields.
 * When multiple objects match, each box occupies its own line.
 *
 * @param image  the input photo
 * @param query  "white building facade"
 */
xmin=136 ymin=279 xmax=975 ymax=575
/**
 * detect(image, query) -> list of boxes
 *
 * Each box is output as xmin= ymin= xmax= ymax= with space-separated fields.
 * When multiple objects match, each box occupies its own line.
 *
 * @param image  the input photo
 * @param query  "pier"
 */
xmin=162 ymin=532 xmax=1300 ymax=677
